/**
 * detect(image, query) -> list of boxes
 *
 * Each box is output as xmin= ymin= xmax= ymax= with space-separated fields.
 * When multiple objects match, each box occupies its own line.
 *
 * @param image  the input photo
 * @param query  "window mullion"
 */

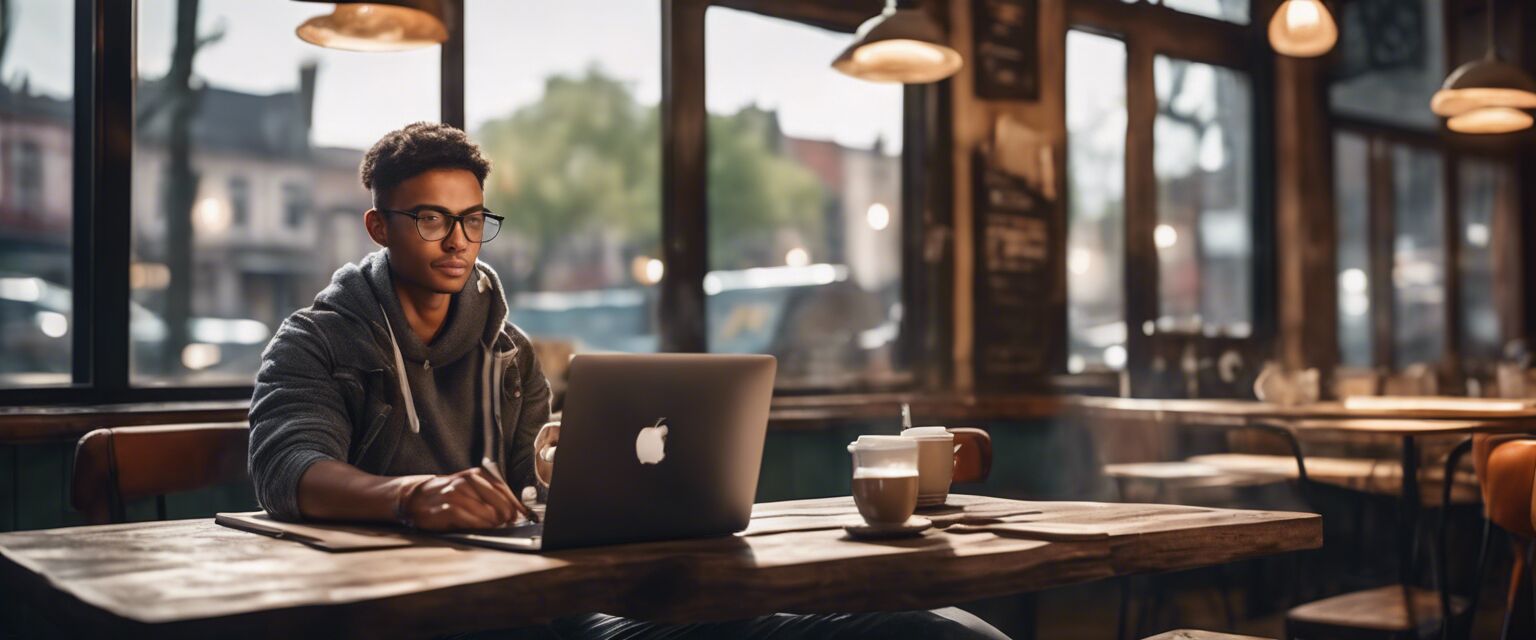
xmin=88 ymin=0 xmax=135 ymax=400
xmin=1123 ymin=39 xmax=1159 ymax=391
xmin=659 ymin=0 xmax=708 ymax=353
xmin=440 ymin=0 xmax=465 ymax=129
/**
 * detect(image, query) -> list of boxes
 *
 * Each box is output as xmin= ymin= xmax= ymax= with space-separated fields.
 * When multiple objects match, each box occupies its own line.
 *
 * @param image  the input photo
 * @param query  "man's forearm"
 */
xmin=296 ymin=460 xmax=429 ymax=522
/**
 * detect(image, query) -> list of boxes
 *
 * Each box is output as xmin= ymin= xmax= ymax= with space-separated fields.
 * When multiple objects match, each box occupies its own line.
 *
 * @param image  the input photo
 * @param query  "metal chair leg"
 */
xmin=1439 ymin=437 xmax=1473 ymax=640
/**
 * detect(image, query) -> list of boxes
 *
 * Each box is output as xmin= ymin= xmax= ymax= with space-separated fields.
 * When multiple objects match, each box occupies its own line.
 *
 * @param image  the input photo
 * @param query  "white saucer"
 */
xmin=844 ymin=516 xmax=933 ymax=540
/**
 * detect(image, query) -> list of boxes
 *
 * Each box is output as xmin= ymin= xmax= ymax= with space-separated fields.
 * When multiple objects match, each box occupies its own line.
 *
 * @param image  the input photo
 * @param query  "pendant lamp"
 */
xmin=295 ymin=0 xmax=447 ymax=52
xmin=1430 ymin=0 xmax=1536 ymax=133
xmin=832 ymin=0 xmax=963 ymax=84
xmin=1268 ymin=0 xmax=1338 ymax=58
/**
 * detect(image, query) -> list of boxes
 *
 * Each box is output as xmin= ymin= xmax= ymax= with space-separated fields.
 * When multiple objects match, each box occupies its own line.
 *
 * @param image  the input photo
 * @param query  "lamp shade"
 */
xmin=1429 ymin=58 xmax=1536 ymax=117
xmin=1447 ymin=106 xmax=1534 ymax=134
xmin=831 ymin=2 xmax=963 ymax=84
xmin=1268 ymin=0 xmax=1337 ymax=58
xmin=295 ymin=0 xmax=447 ymax=52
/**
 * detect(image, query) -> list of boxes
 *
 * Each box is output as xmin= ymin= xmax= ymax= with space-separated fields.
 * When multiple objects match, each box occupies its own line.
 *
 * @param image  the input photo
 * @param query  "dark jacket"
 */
xmin=248 ymin=249 xmax=551 ymax=521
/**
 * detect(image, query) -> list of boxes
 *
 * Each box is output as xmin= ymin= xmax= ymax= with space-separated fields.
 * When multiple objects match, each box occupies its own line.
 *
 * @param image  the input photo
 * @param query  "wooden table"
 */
xmin=0 ymin=495 xmax=1319 ymax=639
xmin=1070 ymin=396 xmax=1536 ymax=426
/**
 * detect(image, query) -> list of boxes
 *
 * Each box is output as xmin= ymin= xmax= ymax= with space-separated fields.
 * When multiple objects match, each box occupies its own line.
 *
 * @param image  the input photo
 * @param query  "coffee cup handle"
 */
xmin=534 ymin=420 xmax=561 ymax=490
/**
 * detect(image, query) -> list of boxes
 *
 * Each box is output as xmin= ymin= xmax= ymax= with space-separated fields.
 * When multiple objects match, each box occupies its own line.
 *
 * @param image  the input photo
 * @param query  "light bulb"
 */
xmin=1268 ymin=0 xmax=1337 ymax=58
xmin=1447 ymin=106 xmax=1534 ymax=134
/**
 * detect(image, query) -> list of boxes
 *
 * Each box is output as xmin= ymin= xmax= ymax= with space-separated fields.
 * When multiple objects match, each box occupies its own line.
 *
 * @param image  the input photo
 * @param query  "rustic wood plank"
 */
xmin=0 ymin=495 xmax=1319 ymax=638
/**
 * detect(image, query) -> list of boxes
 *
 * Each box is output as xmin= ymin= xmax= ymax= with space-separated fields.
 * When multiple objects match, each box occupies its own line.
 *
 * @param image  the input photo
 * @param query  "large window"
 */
xmin=1153 ymin=56 xmax=1253 ymax=337
xmin=1390 ymin=144 xmax=1445 ymax=368
xmin=1328 ymin=0 xmax=1524 ymax=383
xmin=466 ymin=0 xmax=662 ymax=355
xmin=703 ymin=7 xmax=907 ymax=389
xmin=1334 ymin=132 xmax=1372 ymax=368
xmin=131 ymin=0 xmax=439 ymax=385
xmin=1065 ymin=30 xmax=1128 ymax=373
xmin=1458 ymin=159 xmax=1516 ymax=366
xmin=1 ymin=0 xmax=940 ymax=403
xmin=1063 ymin=0 xmax=1266 ymax=388
xmin=0 ymin=0 xmax=74 ymax=387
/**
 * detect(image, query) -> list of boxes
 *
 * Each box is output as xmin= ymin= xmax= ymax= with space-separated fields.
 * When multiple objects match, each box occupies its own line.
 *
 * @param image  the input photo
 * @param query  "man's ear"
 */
xmin=364 ymin=209 xmax=389 ymax=247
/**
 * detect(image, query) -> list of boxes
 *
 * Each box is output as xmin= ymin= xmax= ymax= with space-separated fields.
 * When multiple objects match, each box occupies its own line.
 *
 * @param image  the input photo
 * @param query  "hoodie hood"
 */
xmin=312 ymin=248 xmax=513 ymax=365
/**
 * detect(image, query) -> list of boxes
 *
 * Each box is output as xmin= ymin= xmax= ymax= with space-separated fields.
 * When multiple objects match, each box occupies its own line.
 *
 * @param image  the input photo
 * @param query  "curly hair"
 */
xmin=359 ymin=122 xmax=491 ymax=206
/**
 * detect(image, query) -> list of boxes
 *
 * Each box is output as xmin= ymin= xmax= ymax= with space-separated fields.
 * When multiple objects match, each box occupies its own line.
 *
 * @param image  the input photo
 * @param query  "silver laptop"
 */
xmin=443 ymin=353 xmax=776 ymax=552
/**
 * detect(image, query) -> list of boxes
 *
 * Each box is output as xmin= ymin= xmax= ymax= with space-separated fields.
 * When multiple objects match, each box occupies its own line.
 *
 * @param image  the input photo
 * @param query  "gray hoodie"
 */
xmin=248 ymin=249 xmax=550 ymax=521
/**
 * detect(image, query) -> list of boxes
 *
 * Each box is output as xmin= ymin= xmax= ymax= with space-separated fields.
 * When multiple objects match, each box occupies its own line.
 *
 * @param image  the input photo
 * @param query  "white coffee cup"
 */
xmin=902 ymin=426 xmax=954 ymax=507
xmin=847 ymin=436 xmax=920 ymax=526
xmin=534 ymin=420 xmax=560 ymax=489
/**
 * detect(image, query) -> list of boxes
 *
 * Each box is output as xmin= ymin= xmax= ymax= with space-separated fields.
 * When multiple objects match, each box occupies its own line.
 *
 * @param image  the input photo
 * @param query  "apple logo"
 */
xmin=635 ymin=417 xmax=669 ymax=465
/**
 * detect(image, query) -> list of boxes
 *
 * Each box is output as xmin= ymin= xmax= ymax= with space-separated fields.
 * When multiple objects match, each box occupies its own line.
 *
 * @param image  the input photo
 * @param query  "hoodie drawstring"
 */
xmin=379 ymin=305 xmax=422 ymax=434
xmin=376 ymin=266 xmax=518 ymax=478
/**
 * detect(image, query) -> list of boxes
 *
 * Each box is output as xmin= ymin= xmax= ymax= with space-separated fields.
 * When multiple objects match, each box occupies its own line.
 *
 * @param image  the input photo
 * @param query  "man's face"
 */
xmin=366 ymin=168 xmax=484 ymax=295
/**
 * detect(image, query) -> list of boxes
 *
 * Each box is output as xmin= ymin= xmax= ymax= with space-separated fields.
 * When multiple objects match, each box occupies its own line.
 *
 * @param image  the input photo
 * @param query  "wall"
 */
xmin=946 ymin=0 xmax=1069 ymax=389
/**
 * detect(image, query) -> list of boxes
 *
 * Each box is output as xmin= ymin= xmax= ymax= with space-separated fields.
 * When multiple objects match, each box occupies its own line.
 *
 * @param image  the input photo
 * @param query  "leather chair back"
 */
xmin=71 ymin=422 xmax=250 ymax=524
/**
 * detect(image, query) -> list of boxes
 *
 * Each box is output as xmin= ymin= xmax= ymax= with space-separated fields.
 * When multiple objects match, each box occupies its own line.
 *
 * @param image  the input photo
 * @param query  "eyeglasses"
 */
xmin=380 ymin=208 xmax=504 ymax=243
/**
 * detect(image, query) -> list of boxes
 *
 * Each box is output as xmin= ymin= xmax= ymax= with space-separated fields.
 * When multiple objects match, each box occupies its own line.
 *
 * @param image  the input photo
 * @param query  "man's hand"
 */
xmin=400 ymin=468 xmax=525 ymax=531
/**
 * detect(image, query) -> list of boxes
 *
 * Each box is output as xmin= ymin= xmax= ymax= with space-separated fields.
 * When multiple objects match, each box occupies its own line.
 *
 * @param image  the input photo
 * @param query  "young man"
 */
xmin=249 ymin=122 xmax=1007 ymax=640
xmin=250 ymin=122 xmax=534 ymax=531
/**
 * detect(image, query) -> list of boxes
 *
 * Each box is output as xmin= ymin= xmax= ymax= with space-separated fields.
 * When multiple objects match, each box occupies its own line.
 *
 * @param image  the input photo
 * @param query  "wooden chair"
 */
xmin=950 ymin=427 xmax=992 ymax=484
xmin=70 ymin=423 xmax=250 ymax=524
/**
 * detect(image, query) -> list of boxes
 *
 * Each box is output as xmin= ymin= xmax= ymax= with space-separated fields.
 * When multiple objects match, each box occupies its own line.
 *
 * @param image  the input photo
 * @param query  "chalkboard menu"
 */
xmin=971 ymin=0 xmax=1038 ymax=100
xmin=972 ymin=150 xmax=1057 ymax=387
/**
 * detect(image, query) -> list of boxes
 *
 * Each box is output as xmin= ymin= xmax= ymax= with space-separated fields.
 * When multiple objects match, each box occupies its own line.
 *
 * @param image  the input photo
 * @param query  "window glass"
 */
xmin=1160 ymin=0 xmax=1251 ymax=24
xmin=133 ymin=0 xmax=439 ymax=384
xmin=1459 ymin=158 xmax=1513 ymax=365
xmin=1065 ymin=30 xmax=1128 ymax=373
xmin=1330 ymin=0 xmax=1444 ymax=130
xmin=1334 ymin=132 xmax=1372 ymax=367
xmin=1153 ymin=56 xmax=1253 ymax=337
xmin=467 ymin=0 xmax=662 ymax=356
xmin=0 ymin=0 xmax=74 ymax=387
xmin=705 ymin=7 xmax=905 ymax=389
xmin=1391 ymin=144 xmax=1444 ymax=367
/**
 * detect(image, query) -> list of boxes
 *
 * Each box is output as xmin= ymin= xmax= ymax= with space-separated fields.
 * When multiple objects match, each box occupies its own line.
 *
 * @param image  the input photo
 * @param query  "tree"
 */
xmin=475 ymin=67 xmax=824 ymax=290
xmin=707 ymin=105 xmax=824 ymax=270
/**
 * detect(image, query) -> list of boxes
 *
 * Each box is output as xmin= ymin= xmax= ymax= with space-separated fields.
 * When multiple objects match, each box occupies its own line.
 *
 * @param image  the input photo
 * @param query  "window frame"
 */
xmin=0 ymin=0 xmax=946 ymax=405
xmin=1063 ymin=0 xmax=1277 ymax=394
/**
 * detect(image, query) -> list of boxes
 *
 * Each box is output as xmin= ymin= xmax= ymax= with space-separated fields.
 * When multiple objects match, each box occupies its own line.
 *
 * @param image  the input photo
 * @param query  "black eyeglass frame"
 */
xmin=378 ymin=207 xmax=506 ymax=243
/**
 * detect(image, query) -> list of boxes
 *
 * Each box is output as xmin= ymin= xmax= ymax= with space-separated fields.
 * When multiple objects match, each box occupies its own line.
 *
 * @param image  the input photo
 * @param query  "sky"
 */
xmin=4 ymin=0 xmax=902 ymax=152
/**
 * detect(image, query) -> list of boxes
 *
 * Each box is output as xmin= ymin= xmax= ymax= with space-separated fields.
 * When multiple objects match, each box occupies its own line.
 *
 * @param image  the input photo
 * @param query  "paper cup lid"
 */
xmin=903 ymin=426 xmax=951 ymax=438
xmin=850 ymin=435 xmax=915 ymax=450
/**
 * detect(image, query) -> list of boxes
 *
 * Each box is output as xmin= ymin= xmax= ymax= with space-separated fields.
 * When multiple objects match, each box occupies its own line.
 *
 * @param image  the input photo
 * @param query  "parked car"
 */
xmin=0 ymin=274 xmax=271 ymax=385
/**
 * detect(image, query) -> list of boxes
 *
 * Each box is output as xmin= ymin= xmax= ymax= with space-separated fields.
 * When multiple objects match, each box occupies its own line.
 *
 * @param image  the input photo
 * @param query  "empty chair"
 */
xmin=71 ymin=422 xmax=250 ymax=524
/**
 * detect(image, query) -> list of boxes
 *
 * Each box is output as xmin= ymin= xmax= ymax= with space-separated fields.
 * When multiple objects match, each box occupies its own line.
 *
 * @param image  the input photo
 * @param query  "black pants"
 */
xmin=456 ymin=608 xmax=1012 ymax=640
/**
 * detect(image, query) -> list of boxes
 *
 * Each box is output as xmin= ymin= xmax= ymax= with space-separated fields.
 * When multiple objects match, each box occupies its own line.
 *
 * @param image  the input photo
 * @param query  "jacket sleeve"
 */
xmin=505 ymin=325 xmax=553 ymax=493
xmin=248 ymin=313 xmax=354 ymax=521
